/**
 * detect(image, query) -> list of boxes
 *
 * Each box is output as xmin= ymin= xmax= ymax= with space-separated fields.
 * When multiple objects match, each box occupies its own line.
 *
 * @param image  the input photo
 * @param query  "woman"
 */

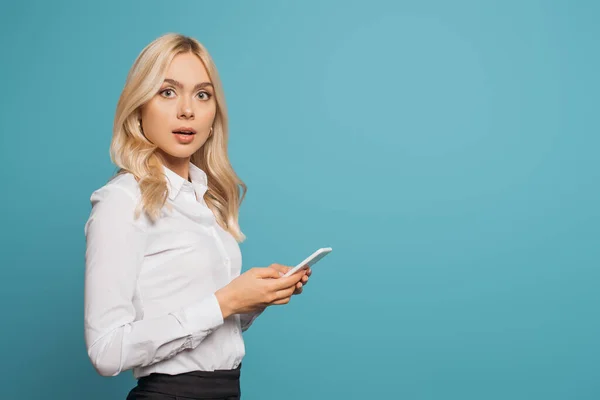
xmin=84 ymin=33 xmax=310 ymax=400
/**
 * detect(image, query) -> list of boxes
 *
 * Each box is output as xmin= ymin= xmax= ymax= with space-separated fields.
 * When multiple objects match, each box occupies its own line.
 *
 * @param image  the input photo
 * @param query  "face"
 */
xmin=139 ymin=52 xmax=216 ymax=171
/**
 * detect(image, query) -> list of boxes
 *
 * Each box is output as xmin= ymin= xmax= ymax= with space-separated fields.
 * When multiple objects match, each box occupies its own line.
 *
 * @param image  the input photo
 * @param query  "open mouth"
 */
xmin=172 ymin=129 xmax=196 ymax=143
xmin=173 ymin=130 xmax=196 ymax=135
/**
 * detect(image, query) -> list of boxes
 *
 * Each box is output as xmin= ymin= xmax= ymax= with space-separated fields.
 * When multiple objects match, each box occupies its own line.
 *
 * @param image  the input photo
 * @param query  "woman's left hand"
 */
xmin=269 ymin=265 xmax=311 ymax=295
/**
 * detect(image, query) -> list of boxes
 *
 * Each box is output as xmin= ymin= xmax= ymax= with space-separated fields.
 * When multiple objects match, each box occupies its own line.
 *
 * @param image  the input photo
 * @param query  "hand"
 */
xmin=269 ymin=265 xmax=311 ymax=295
xmin=215 ymin=265 xmax=305 ymax=319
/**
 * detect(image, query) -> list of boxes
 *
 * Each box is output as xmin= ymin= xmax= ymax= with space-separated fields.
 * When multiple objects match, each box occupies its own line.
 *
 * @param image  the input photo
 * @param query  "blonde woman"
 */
xmin=83 ymin=33 xmax=310 ymax=400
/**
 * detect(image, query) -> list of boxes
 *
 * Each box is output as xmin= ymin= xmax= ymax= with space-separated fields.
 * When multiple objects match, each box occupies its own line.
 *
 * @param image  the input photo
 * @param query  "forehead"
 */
xmin=165 ymin=52 xmax=210 ymax=83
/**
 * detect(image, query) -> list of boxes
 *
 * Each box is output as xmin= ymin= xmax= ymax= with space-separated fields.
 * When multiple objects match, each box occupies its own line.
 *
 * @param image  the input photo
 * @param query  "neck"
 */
xmin=157 ymin=150 xmax=190 ymax=181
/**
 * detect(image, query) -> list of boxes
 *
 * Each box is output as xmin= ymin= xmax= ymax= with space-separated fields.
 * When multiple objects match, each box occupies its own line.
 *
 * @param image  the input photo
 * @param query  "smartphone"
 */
xmin=281 ymin=247 xmax=333 ymax=278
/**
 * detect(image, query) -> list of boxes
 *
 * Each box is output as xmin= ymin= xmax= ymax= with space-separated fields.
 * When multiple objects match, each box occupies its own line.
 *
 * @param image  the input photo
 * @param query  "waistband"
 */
xmin=132 ymin=364 xmax=241 ymax=399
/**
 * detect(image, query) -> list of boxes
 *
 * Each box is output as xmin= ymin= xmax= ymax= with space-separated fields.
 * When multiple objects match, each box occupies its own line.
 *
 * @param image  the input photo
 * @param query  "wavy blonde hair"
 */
xmin=110 ymin=33 xmax=247 ymax=242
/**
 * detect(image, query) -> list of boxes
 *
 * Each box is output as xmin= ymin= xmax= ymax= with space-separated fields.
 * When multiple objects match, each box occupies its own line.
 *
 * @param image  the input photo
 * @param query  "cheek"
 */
xmin=198 ymin=105 xmax=217 ymax=123
xmin=142 ymin=102 xmax=172 ymax=138
xmin=144 ymin=100 xmax=172 ymax=121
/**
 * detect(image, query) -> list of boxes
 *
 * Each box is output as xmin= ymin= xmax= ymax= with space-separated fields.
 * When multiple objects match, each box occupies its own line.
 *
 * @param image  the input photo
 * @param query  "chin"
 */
xmin=157 ymin=144 xmax=201 ymax=160
xmin=154 ymin=135 xmax=207 ymax=160
xmin=167 ymin=148 xmax=201 ymax=159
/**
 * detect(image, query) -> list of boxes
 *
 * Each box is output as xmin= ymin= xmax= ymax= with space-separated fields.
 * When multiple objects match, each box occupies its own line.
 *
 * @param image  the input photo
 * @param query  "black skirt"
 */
xmin=126 ymin=364 xmax=242 ymax=400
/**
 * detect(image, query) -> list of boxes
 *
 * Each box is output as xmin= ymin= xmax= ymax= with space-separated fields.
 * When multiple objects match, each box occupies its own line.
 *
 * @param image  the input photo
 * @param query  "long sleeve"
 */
xmin=239 ymin=310 xmax=264 ymax=332
xmin=84 ymin=185 xmax=224 ymax=377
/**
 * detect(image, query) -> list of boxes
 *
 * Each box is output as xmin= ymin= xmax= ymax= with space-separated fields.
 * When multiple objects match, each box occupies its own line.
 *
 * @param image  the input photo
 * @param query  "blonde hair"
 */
xmin=110 ymin=33 xmax=247 ymax=242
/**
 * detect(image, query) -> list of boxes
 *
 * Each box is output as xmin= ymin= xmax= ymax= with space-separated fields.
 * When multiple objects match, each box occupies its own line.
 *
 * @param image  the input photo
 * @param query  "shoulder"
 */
xmin=85 ymin=173 xmax=147 ymax=239
xmin=90 ymin=172 xmax=141 ymax=207
xmin=86 ymin=173 xmax=145 ymax=227
xmin=85 ymin=172 xmax=147 ymax=236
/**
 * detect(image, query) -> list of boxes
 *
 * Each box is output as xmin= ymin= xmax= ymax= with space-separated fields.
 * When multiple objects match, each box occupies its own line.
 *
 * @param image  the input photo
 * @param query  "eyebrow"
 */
xmin=163 ymin=78 xmax=213 ymax=91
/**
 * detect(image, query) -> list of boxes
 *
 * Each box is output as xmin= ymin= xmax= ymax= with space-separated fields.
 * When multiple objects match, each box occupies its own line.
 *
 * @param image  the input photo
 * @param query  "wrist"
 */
xmin=215 ymin=287 xmax=236 ymax=319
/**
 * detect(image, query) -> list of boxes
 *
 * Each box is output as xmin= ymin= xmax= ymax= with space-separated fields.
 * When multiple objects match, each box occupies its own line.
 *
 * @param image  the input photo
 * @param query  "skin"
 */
xmin=138 ymin=52 xmax=310 ymax=318
xmin=139 ymin=52 xmax=216 ymax=179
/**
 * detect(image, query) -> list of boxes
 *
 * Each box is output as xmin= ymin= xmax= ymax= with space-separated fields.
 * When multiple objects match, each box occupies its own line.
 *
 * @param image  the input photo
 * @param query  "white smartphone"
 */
xmin=281 ymin=247 xmax=333 ymax=278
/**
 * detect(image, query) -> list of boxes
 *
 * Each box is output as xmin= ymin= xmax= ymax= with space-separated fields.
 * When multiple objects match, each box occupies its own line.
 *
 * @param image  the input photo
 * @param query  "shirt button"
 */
xmin=224 ymin=258 xmax=230 ymax=266
xmin=233 ymin=328 xmax=238 ymax=334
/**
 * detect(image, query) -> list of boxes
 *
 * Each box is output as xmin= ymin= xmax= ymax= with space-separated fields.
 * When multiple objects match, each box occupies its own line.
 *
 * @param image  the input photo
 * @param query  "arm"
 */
xmin=84 ymin=185 xmax=224 ymax=377
xmin=239 ymin=309 xmax=265 ymax=332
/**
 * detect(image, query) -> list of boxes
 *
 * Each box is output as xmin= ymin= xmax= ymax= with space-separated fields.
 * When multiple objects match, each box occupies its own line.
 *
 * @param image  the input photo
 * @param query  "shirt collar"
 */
xmin=163 ymin=162 xmax=209 ymax=201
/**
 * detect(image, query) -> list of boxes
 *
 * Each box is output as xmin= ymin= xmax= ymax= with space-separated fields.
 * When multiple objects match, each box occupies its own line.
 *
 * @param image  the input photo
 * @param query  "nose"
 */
xmin=178 ymin=99 xmax=194 ymax=119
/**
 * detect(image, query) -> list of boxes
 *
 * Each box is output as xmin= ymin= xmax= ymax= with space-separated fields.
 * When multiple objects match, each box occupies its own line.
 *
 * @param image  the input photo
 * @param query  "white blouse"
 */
xmin=84 ymin=162 xmax=260 ymax=378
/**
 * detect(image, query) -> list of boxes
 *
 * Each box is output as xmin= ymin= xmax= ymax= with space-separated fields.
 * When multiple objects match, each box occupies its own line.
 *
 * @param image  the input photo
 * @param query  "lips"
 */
xmin=173 ymin=131 xmax=195 ymax=135
xmin=172 ymin=127 xmax=196 ymax=135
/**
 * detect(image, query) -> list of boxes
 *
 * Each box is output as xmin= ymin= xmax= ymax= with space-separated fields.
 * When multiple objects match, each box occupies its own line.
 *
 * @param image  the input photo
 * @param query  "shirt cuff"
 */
xmin=171 ymin=293 xmax=225 ymax=349
xmin=240 ymin=309 xmax=264 ymax=332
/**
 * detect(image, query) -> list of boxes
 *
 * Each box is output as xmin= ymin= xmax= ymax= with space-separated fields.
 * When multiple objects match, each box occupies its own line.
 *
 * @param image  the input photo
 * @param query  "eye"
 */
xmin=160 ymin=88 xmax=175 ymax=98
xmin=197 ymin=91 xmax=212 ymax=100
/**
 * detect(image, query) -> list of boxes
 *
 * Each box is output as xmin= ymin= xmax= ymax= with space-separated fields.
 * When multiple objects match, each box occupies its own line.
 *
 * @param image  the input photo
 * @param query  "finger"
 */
xmin=272 ymin=296 xmax=293 ymax=305
xmin=273 ymin=285 xmax=296 ymax=301
xmin=254 ymin=267 xmax=283 ymax=279
xmin=301 ymin=275 xmax=308 ymax=284
xmin=306 ymin=268 xmax=312 ymax=277
xmin=285 ymin=266 xmax=307 ymax=277
xmin=269 ymin=264 xmax=291 ymax=276
xmin=294 ymin=287 xmax=303 ymax=295
xmin=269 ymin=272 xmax=304 ymax=290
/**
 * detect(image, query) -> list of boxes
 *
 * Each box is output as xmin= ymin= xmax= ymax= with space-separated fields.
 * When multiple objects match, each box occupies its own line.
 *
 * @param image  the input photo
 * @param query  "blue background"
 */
xmin=1 ymin=0 xmax=598 ymax=399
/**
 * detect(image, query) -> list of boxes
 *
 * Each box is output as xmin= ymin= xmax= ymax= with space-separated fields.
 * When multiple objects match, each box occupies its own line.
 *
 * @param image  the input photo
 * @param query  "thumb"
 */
xmin=269 ymin=264 xmax=292 ymax=276
xmin=254 ymin=267 xmax=283 ymax=279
